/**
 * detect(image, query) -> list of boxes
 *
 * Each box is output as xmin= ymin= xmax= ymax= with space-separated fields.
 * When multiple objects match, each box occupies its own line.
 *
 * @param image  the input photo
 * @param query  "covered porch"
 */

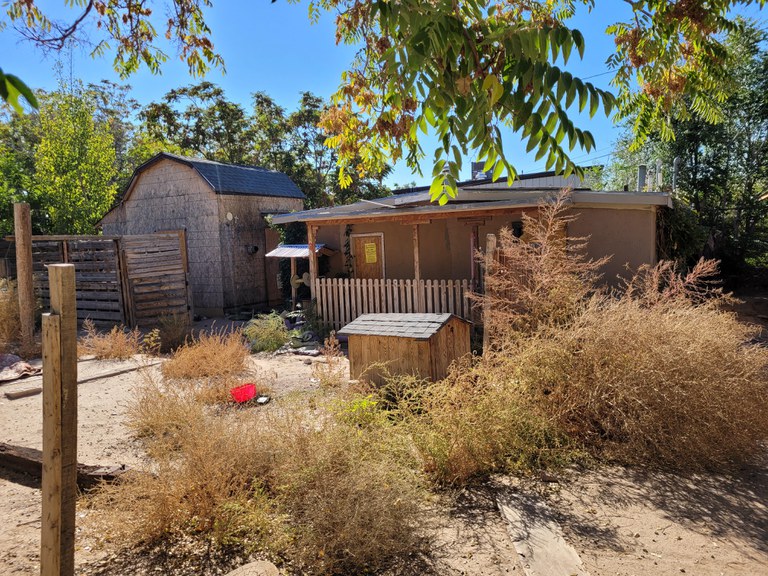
xmin=271 ymin=187 xmax=670 ymax=331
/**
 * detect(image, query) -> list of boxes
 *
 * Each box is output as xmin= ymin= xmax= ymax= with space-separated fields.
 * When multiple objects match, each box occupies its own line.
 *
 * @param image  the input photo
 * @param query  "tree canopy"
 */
xmin=2 ymin=0 xmax=766 ymax=201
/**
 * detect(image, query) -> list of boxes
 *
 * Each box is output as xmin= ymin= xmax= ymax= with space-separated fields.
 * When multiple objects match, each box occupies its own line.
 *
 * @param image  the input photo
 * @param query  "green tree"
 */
xmin=34 ymin=84 xmax=118 ymax=234
xmin=140 ymin=82 xmax=252 ymax=164
xmin=306 ymin=0 xmax=766 ymax=201
xmin=3 ymin=1 xmax=765 ymax=200
xmin=0 ymin=108 xmax=42 ymax=234
xmin=603 ymin=20 xmax=768 ymax=272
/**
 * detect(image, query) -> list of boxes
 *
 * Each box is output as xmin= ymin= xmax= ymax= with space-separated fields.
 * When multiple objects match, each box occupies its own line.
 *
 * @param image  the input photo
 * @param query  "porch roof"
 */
xmin=271 ymin=189 xmax=672 ymax=225
xmin=264 ymin=243 xmax=333 ymax=258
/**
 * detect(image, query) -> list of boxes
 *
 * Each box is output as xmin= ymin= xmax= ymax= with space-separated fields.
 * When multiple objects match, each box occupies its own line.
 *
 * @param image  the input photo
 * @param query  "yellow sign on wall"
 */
xmin=364 ymin=242 xmax=377 ymax=264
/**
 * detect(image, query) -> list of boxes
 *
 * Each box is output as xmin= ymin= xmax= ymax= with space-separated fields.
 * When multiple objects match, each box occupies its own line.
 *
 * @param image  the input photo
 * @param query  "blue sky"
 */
xmin=1 ymin=1 xmax=765 ymax=187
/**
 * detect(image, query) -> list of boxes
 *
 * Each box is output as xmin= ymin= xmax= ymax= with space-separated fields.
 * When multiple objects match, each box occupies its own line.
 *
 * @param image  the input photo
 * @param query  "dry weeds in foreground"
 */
xmin=161 ymin=328 xmax=250 ymax=379
xmin=93 ymin=369 xmax=425 ymax=575
xmin=0 ymin=280 xmax=20 ymax=353
xmin=78 ymin=319 xmax=142 ymax=360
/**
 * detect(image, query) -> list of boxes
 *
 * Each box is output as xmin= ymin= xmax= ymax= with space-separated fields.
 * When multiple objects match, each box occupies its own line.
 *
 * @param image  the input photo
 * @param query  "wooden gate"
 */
xmin=119 ymin=233 xmax=192 ymax=326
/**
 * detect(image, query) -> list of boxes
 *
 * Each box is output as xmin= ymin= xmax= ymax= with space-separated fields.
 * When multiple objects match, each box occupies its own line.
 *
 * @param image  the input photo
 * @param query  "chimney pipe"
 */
xmin=656 ymin=159 xmax=663 ymax=190
xmin=637 ymin=164 xmax=647 ymax=192
xmin=672 ymin=157 xmax=681 ymax=193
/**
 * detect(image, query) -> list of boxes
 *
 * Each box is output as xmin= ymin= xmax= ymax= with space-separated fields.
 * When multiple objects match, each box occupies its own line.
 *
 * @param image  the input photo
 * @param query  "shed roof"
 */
xmin=128 ymin=152 xmax=305 ymax=200
xmin=338 ymin=313 xmax=466 ymax=340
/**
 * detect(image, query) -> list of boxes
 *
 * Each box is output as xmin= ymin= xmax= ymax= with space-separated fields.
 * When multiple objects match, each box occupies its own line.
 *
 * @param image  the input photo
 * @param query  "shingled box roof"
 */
xmin=338 ymin=313 xmax=463 ymax=340
xmin=131 ymin=152 xmax=305 ymax=199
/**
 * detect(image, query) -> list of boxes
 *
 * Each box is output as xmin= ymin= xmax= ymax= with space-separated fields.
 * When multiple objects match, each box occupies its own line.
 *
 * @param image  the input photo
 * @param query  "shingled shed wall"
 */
xmin=100 ymin=155 xmax=304 ymax=315
xmin=339 ymin=313 xmax=471 ymax=385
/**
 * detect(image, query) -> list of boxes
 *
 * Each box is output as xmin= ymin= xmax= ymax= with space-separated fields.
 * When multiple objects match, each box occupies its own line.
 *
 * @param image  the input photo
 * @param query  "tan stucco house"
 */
xmin=270 ymin=173 xmax=671 ymax=329
xmin=100 ymin=153 xmax=305 ymax=316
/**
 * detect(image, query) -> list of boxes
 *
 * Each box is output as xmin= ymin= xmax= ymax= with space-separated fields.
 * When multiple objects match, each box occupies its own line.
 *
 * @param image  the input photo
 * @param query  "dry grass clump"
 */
xmin=513 ymin=279 xmax=768 ymax=470
xmin=161 ymin=328 xmax=250 ymax=380
xmin=371 ymin=357 xmax=573 ymax=487
xmin=243 ymin=312 xmax=290 ymax=352
xmin=478 ymin=193 xmax=768 ymax=471
xmin=0 ymin=280 xmax=20 ymax=353
xmin=78 ymin=319 xmax=141 ymax=360
xmin=96 ymin=376 xmax=425 ymax=575
xmin=312 ymin=331 xmax=347 ymax=388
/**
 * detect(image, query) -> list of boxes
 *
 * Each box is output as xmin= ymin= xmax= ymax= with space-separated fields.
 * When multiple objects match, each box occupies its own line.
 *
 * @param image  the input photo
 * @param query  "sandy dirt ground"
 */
xmin=1 ymin=344 xmax=767 ymax=575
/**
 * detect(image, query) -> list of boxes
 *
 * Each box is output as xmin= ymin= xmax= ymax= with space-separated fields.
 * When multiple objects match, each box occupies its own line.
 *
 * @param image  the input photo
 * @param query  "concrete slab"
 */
xmin=497 ymin=490 xmax=590 ymax=576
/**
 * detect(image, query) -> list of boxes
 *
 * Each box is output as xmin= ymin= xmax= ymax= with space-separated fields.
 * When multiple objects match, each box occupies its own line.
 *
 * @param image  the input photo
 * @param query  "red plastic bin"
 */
xmin=230 ymin=383 xmax=257 ymax=403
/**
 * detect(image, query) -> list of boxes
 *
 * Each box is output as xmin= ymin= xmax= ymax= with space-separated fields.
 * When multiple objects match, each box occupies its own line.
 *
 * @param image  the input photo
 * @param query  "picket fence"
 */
xmin=314 ymin=277 xmax=474 ymax=331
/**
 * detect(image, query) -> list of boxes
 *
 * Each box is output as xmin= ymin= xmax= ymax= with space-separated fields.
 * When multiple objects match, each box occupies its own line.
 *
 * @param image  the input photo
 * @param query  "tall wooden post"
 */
xmin=482 ymin=234 xmax=497 ymax=353
xmin=41 ymin=264 xmax=77 ymax=576
xmin=307 ymin=224 xmax=318 ymax=301
xmin=13 ymin=203 xmax=35 ymax=352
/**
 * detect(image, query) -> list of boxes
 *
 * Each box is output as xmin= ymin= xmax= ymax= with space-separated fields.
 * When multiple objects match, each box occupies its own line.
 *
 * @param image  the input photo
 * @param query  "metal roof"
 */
xmin=338 ymin=313 xmax=466 ymax=340
xmin=264 ymin=244 xmax=332 ymax=258
xmin=270 ymin=190 xmax=672 ymax=225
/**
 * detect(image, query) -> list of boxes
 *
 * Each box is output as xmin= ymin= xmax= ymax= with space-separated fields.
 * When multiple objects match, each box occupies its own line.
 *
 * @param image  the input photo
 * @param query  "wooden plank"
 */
xmin=307 ymin=225 xmax=318 ymax=301
xmin=0 ymin=442 xmax=127 ymax=490
xmin=343 ymin=278 xmax=351 ymax=328
xmin=412 ymin=224 xmax=421 ymax=281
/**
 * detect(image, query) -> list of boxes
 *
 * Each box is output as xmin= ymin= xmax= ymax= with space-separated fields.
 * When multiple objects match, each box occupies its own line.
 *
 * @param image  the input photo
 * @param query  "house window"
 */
xmin=511 ymin=221 xmax=524 ymax=238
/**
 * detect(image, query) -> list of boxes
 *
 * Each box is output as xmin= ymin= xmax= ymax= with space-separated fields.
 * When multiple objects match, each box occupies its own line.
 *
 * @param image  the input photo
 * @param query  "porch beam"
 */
xmin=307 ymin=224 xmax=318 ymax=301
xmin=412 ymin=224 xmax=421 ymax=281
xmin=306 ymin=208 xmax=527 ymax=226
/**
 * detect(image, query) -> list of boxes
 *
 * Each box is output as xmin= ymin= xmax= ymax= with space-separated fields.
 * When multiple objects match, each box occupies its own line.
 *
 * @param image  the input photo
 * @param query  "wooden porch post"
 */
xmin=470 ymin=224 xmax=480 ymax=291
xmin=412 ymin=224 xmax=421 ymax=281
xmin=290 ymin=257 xmax=298 ymax=309
xmin=307 ymin=224 xmax=318 ymax=300
xmin=482 ymin=234 xmax=497 ymax=352
xmin=13 ymin=203 xmax=35 ymax=352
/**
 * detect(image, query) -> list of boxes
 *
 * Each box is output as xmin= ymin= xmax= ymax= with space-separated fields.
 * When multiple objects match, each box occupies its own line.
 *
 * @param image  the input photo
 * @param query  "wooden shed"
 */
xmin=338 ymin=313 xmax=471 ymax=384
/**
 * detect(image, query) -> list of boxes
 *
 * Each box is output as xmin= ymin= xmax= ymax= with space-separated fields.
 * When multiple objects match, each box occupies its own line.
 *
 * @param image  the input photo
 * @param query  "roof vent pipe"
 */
xmin=637 ymin=164 xmax=647 ymax=192
xmin=656 ymin=159 xmax=663 ymax=190
xmin=672 ymin=157 xmax=681 ymax=194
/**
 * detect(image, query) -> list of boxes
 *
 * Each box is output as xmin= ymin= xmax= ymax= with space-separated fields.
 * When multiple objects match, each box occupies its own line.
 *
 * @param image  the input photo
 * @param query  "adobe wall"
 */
xmin=312 ymin=204 xmax=657 ymax=285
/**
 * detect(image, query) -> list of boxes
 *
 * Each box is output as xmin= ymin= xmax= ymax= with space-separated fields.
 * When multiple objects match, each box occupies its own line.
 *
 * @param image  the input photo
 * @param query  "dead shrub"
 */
xmin=481 ymin=191 xmax=608 ymax=345
xmin=96 ymin=377 xmax=425 ymax=575
xmin=391 ymin=355 xmax=573 ymax=486
xmin=78 ymin=319 xmax=141 ymax=360
xmin=513 ymin=287 xmax=768 ymax=470
xmin=0 ymin=280 xmax=20 ymax=352
xmin=162 ymin=328 xmax=249 ymax=380
xmin=480 ymin=194 xmax=768 ymax=471
xmin=312 ymin=331 xmax=347 ymax=388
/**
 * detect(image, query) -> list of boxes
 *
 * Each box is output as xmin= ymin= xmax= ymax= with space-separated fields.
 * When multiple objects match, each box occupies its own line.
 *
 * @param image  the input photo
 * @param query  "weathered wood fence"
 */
xmin=314 ymin=277 xmax=474 ymax=331
xmin=1 ymin=232 xmax=190 ymax=327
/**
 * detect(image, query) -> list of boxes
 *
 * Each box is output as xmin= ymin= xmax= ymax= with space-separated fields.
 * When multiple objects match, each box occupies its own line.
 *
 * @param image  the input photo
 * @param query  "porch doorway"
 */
xmin=352 ymin=233 xmax=385 ymax=279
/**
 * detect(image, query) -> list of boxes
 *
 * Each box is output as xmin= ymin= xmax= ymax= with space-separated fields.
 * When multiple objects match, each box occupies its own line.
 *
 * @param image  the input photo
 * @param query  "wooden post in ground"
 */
xmin=13 ymin=203 xmax=35 ymax=352
xmin=482 ymin=234 xmax=497 ymax=353
xmin=40 ymin=264 xmax=77 ymax=576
